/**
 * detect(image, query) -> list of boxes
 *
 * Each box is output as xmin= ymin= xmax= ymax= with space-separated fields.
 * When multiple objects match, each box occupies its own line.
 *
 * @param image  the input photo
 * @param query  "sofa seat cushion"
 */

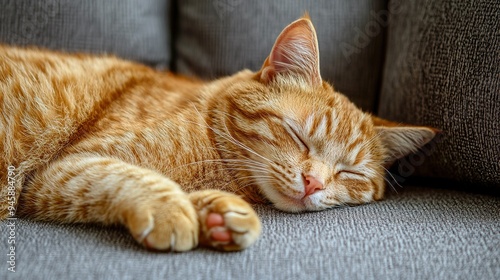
xmin=1 ymin=181 xmax=498 ymax=279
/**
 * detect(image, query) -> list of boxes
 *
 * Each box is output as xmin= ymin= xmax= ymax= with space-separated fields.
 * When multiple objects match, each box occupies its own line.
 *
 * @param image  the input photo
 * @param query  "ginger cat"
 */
xmin=0 ymin=16 xmax=437 ymax=252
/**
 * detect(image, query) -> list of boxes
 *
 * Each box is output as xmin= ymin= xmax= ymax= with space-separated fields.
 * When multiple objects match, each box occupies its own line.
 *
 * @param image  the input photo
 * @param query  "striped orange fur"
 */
xmin=0 ymin=16 xmax=437 ymax=251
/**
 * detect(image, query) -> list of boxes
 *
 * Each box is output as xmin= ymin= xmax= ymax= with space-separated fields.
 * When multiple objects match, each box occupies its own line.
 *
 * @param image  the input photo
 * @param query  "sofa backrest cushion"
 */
xmin=173 ymin=0 xmax=387 ymax=112
xmin=379 ymin=0 xmax=500 ymax=187
xmin=0 ymin=0 xmax=171 ymax=69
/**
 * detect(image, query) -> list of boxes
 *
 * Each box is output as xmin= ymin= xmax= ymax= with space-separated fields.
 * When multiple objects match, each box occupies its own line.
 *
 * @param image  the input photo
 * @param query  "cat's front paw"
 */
xmin=189 ymin=190 xmax=261 ymax=251
xmin=124 ymin=193 xmax=199 ymax=252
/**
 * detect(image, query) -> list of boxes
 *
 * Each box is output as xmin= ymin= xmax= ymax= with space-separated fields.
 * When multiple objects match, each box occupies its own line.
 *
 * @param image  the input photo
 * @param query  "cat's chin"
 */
xmin=271 ymin=193 xmax=328 ymax=213
xmin=273 ymin=198 xmax=307 ymax=213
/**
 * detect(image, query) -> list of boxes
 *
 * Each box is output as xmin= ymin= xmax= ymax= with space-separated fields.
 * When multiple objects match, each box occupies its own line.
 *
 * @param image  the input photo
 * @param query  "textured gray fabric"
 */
xmin=174 ymin=0 xmax=387 ymax=112
xmin=0 ymin=0 xmax=171 ymax=68
xmin=1 ymin=185 xmax=499 ymax=279
xmin=378 ymin=0 xmax=500 ymax=187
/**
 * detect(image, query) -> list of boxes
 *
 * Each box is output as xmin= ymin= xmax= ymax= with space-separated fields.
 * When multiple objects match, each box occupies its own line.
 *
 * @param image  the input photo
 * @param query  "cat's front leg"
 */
xmin=189 ymin=190 xmax=261 ymax=251
xmin=19 ymin=153 xmax=199 ymax=251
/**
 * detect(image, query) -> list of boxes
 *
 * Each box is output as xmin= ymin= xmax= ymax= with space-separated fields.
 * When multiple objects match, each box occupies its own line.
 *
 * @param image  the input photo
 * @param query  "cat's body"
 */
xmin=1 ymin=17 xmax=437 ymax=251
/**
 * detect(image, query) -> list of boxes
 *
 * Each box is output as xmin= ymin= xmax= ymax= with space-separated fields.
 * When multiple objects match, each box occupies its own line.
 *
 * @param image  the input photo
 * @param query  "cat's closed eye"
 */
xmin=338 ymin=169 xmax=365 ymax=179
xmin=283 ymin=121 xmax=309 ymax=152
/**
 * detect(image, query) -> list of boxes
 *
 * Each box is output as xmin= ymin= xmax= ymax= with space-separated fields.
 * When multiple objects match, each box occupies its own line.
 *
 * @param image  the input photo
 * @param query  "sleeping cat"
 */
xmin=0 ymin=16 xmax=437 ymax=252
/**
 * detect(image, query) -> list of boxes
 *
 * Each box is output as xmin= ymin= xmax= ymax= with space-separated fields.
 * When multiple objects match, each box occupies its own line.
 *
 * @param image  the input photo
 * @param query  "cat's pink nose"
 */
xmin=303 ymin=175 xmax=324 ymax=196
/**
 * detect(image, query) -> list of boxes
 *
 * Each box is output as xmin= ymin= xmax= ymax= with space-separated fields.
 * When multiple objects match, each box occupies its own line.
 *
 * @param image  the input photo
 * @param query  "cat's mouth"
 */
xmin=271 ymin=188 xmax=325 ymax=212
xmin=256 ymin=179 xmax=325 ymax=212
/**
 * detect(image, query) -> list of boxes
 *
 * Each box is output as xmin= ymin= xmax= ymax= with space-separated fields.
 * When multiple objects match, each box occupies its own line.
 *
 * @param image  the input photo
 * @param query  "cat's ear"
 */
xmin=258 ymin=15 xmax=322 ymax=86
xmin=372 ymin=116 xmax=440 ymax=166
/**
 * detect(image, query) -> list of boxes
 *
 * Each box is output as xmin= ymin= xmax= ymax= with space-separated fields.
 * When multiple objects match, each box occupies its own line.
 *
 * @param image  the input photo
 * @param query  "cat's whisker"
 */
xmin=383 ymin=177 xmax=398 ymax=193
xmin=218 ymin=150 xmax=270 ymax=171
xmin=223 ymin=163 xmax=270 ymax=174
xmin=359 ymin=133 xmax=382 ymax=153
xmin=203 ymin=108 xmax=274 ymax=164
xmin=232 ymin=179 xmax=275 ymax=194
xmin=165 ymin=158 xmax=267 ymax=174
xmin=219 ymin=176 xmax=264 ymax=193
xmin=378 ymin=164 xmax=403 ymax=192
xmin=231 ymin=173 xmax=278 ymax=190
xmin=223 ymin=157 xmax=268 ymax=167
xmin=232 ymin=183 xmax=258 ymax=193
xmin=164 ymin=159 xmax=226 ymax=174
xmin=234 ymin=173 xmax=275 ymax=179
xmin=224 ymin=167 xmax=271 ymax=174
xmin=188 ymin=105 xmax=273 ymax=165
xmin=340 ymin=202 xmax=351 ymax=208
xmin=164 ymin=157 xmax=272 ymax=189
xmin=211 ymin=109 xmax=248 ymax=125
xmin=220 ymin=121 xmax=273 ymax=164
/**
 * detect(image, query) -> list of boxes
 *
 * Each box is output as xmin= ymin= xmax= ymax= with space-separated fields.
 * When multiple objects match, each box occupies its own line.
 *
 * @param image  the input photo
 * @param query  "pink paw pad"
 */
xmin=206 ymin=213 xmax=232 ymax=243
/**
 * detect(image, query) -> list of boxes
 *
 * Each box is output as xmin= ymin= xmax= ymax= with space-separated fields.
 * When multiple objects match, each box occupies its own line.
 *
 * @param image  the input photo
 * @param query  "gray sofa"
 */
xmin=1 ymin=1 xmax=499 ymax=279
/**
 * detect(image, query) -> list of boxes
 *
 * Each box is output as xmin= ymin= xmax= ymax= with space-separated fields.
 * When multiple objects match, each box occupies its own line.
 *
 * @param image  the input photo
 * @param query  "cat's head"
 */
xmin=212 ymin=16 xmax=438 ymax=212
